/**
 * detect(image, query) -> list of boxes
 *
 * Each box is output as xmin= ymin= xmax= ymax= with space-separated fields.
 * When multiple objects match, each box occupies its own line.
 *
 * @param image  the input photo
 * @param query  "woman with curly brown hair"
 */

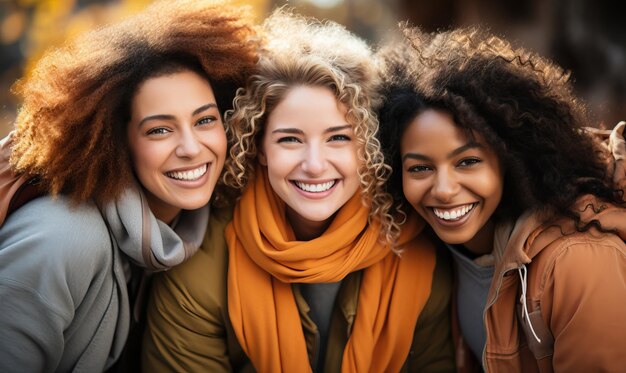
xmin=377 ymin=26 xmax=626 ymax=372
xmin=0 ymin=0 xmax=257 ymax=371
xmin=143 ymin=10 xmax=454 ymax=373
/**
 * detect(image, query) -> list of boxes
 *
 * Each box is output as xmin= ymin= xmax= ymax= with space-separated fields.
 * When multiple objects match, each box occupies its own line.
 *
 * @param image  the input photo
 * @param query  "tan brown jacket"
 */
xmin=455 ymin=195 xmax=626 ymax=372
xmin=142 ymin=206 xmax=455 ymax=372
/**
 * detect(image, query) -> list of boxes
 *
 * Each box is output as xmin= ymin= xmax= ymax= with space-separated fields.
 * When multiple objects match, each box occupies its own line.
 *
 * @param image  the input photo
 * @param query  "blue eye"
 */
xmin=197 ymin=116 xmax=217 ymax=126
xmin=328 ymin=134 xmax=350 ymax=142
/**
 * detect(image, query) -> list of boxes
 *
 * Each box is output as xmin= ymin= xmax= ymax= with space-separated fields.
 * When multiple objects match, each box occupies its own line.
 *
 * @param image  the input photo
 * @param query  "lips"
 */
xmin=432 ymin=203 xmax=476 ymax=221
xmin=165 ymin=164 xmax=208 ymax=181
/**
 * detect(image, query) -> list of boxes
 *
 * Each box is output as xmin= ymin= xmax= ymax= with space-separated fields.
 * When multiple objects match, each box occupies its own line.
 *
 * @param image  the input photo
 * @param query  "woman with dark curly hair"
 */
xmin=0 ymin=0 xmax=257 ymax=371
xmin=377 ymin=26 xmax=626 ymax=372
xmin=143 ymin=10 xmax=454 ymax=372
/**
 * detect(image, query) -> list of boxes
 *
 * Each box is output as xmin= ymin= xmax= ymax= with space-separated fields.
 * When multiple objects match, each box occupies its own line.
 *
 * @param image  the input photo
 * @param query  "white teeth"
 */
xmin=295 ymin=180 xmax=336 ymax=193
xmin=166 ymin=164 xmax=208 ymax=181
xmin=433 ymin=203 xmax=475 ymax=221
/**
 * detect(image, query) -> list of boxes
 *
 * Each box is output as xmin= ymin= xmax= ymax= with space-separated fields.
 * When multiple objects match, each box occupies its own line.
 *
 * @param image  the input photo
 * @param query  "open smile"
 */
xmin=293 ymin=180 xmax=337 ymax=193
xmin=165 ymin=163 xmax=208 ymax=181
xmin=431 ymin=203 xmax=476 ymax=221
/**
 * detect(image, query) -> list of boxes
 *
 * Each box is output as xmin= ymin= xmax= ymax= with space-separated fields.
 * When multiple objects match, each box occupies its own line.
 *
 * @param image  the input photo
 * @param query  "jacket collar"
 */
xmin=293 ymin=270 xmax=361 ymax=335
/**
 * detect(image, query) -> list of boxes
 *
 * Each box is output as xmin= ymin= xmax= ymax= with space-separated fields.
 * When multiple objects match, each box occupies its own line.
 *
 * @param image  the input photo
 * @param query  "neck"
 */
xmin=286 ymin=207 xmax=333 ymax=241
xmin=145 ymin=193 xmax=181 ymax=225
xmin=463 ymin=219 xmax=496 ymax=256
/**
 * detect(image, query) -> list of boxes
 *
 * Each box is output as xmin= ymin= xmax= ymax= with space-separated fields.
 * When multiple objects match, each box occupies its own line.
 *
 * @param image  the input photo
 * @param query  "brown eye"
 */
xmin=277 ymin=136 xmax=301 ymax=144
xmin=458 ymin=158 xmax=481 ymax=167
xmin=407 ymin=164 xmax=432 ymax=173
xmin=147 ymin=127 xmax=170 ymax=136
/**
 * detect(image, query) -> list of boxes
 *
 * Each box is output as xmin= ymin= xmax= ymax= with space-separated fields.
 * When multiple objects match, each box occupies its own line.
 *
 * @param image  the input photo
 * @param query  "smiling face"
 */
xmin=127 ymin=70 xmax=227 ymax=224
xmin=401 ymin=109 xmax=504 ymax=255
xmin=260 ymin=85 xmax=360 ymax=238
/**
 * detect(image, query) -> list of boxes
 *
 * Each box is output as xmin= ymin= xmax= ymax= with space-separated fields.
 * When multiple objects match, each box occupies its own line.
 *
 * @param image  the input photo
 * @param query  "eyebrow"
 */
xmin=271 ymin=124 xmax=352 ymax=135
xmin=137 ymin=102 xmax=218 ymax=128
xmin=402 ymin=141 xmax=484 ymax=162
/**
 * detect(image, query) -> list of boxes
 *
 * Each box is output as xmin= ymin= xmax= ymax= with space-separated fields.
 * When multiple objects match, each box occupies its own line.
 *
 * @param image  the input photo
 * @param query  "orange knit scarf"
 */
xmin=226 ymin=168 xmax=437 ymax=372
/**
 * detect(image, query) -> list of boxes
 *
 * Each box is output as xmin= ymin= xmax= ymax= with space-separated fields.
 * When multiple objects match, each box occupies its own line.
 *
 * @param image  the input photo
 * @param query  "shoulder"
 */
xmin=529 ymin=226 xmax=626 ymax=301
xmin=0 ymin=195 xmax=114 ymax=319
xmin=3 ymin=194 xmax=108 ymax=236
xmin=0 ymin=195 xmax=113 ymax=275
xmin=400 ymin=230 xmax=451 ymax=321
xmin=531 ymin=224 xmax=626 ymax=271
xmin=153 ymin=204 xmax=232 ymax=309
xmin=526 ymin=227 xmax=626 ymax=369
xmin=419 ymin=246 xmax=452 ymax=321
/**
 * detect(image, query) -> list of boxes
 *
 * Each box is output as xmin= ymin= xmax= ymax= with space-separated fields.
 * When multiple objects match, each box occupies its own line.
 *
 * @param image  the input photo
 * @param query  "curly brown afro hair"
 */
xmin=10 ymin=0 xmax=258 ymax=204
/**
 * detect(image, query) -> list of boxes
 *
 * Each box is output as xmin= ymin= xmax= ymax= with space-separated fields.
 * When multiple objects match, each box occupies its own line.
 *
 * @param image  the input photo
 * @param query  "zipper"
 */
xmin=481 ymin=265 xmax=522 ymax=372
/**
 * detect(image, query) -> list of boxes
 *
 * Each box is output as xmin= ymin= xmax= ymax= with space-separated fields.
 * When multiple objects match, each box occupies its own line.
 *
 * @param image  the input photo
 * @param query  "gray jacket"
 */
xmin=0 ymin=186 xmax=208 ymax=372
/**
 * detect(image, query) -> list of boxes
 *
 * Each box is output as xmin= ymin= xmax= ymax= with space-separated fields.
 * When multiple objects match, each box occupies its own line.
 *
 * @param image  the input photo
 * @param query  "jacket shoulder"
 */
xmin=525 ymin=226 xmax=626 ymax=371
xmin=0 ymin=195 xmax=113 ymax=321
xmin=529 ymin=224 xmax=626 ymax=280
xmin=403 ymin=244 xmax=456 ymax=372
xmin=142 ymin=204 xmax=237 ymax=371
xmin=0 ymin=195 xmax=112 ymax=274
xmin=153 ymin=203 xmax=231 ymax=310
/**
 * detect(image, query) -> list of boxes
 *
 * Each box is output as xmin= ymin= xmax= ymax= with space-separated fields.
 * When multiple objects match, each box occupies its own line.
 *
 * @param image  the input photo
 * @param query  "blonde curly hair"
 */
xmin=10 ymin=0 xmax=258 ymax=205
xmin=224 ymin=9 xmax=397 ymax=243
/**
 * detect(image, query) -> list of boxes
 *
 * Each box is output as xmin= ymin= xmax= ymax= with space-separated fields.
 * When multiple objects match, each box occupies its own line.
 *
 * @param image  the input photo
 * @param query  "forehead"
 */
xmin=132 ymin=70 xmax=214 ymax=109
xmin=401 ymin=109 xmax=469 ymax=150
xmin=265 ymin=85 xmax=349 ymax=132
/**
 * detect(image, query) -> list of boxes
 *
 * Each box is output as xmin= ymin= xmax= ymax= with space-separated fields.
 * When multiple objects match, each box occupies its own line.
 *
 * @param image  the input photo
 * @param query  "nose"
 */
xmin=301 ymin=143 xmax=327 ymax=175
xmin=431 ymin=168 xmax=459 ymax=203
xmin=175 ymin=128 xmax=202 ymax=158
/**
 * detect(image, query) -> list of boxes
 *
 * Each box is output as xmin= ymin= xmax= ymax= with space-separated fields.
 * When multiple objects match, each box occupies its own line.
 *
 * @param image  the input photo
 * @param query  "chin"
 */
xmin=432 ymin=231 xmax=472 ymax=246
xmin=300 ymin=213 xmax=333 ymax=223
xmin=176 ymin=197 xmax=212 ymax=211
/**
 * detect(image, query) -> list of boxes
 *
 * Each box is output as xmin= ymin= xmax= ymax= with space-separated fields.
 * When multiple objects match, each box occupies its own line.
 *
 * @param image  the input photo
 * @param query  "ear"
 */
xmin=258 ymin=144 xmax=267 ymax=166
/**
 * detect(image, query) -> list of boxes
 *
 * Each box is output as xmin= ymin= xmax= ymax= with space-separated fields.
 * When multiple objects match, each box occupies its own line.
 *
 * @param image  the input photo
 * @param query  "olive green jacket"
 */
xmin=142 ymin=206 xmax=454 ymax=372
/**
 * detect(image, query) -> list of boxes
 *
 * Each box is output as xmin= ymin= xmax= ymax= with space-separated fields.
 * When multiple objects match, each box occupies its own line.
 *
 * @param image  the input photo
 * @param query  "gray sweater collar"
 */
xmin=100 ymin=182 xmax=209 ymax=270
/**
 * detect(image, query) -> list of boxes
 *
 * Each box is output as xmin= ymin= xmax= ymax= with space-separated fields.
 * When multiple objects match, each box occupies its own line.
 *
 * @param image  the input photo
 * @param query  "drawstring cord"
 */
xmin=518 ymin=264 xmax=541 ymax=343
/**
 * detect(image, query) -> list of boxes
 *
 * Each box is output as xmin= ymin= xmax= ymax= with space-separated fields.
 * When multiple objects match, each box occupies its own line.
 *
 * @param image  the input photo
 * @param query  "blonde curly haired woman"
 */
xmin=143 ymin=10 xmax=454 ymax=373
xmin=0 ymin=0 xmax=256 ymax=371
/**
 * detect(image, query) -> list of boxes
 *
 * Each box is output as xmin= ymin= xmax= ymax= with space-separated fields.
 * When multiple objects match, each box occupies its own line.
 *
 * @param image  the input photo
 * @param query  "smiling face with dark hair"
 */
xmin=401 ymin=109 xmax=504 ymax=255
xmin=127 ymin=70 xmax=227 ymax=223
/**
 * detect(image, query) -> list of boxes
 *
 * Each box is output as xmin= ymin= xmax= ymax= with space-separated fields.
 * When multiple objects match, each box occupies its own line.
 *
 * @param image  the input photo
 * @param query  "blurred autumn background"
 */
xmin=1 ymin=0 xmax=624 ymax=139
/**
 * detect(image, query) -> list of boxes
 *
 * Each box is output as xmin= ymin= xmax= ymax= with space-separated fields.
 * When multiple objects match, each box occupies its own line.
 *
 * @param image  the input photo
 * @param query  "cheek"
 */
xmin=264 ymin=148 xmax=289 ymax=175
xmin=210 ymin=131 xmax=228 ymax=160
xmin=402 ymin=176 xmax=425 ymax=207
xmin=263 ymin=149 xmax=293 ymax=189
xmin=130 ymin=142 xmax=165 ymax=178
xmin=260 ymin=136 xmax=283 ymax=168
xmin=337 ymin=145 xmax=359 ymax=177
xmin=473 ymin=170 xmax=504 ymax=206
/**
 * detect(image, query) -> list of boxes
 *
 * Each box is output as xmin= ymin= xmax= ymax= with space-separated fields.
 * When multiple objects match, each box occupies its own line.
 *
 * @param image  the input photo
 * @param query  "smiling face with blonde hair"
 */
xmin=259 ymin=85 xmax=360 ymax=238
